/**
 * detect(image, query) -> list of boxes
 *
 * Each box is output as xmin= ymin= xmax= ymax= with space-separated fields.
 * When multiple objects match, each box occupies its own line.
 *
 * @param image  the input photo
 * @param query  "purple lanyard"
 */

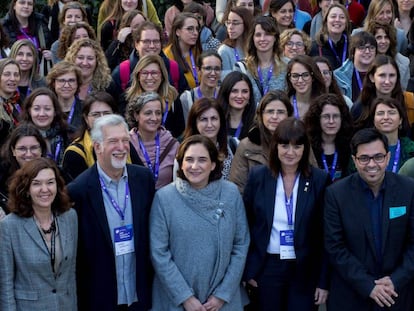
xmin=234 ymin=48 xmax=240 ymax=62
xmin=19 ymin=27 xmax=39 ymax=50
xmin=15 ymin=103 xmax=21 ymax=114
xmin=328 ymin=34 xmax=347 ymax=65
xmin=322 ymin=151 xmax=338 ymax=181
xmin=87 ymin=85 xmax=93 ymax=94
xmin=392 ymin=139 xmax=401 ymax=173
xmin=257 ymin=64 xmax=273 ymax=95
xmin=189 ymin=50 xmax=199 ymax=86
xmin=354 ymin=69 xmax=363 ymax=91
xmin=196 ymin=87 xmax=217 ymax=99
xmin=53 ymin=137 xmax=63 ymax=163
xmin=138 ymin=132 xmax=160 ymax=181
xmin=162 ymin=101 xmax=168 ymax=125
xmin=67 ymin=98 xmax=77 ymax=124
xmin=99 ymin=175 xmax=129 ymax=221
xmin=17 ymin=86 xmax=31 ymax=99
xmin=292 ymin=95 xmax=300 ymax=119
xmin=282 ymin=174 xmax=299 ymax=227
xmin=233 ymin=120 xmax=243 ymax=139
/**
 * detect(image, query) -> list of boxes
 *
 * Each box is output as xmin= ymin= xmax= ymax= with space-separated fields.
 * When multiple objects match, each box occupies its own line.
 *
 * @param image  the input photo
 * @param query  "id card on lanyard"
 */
xmin=280 ymin=174 xmax=299 ymax=260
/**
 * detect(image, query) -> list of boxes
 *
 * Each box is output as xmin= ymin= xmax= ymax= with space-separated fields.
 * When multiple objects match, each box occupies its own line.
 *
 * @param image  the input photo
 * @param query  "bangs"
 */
xmin=275 ymin=118 xmax=307 ymax=145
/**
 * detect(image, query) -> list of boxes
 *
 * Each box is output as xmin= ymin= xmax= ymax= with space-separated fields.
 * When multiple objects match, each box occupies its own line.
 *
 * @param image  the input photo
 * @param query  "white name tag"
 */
xmin=280 ymin=229 xmax=296 ymax=260
xmin=114 ymin=224 xmax=134 ymax=256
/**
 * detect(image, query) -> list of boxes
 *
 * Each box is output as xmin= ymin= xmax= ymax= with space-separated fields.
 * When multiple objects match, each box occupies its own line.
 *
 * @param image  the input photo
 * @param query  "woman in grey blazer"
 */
xmin=0 ymin=158 xmax=77 ymax=311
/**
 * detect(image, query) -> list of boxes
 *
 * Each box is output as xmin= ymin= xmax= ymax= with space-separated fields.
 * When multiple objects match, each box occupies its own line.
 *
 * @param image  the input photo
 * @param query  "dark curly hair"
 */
xmin=304 ymin=93 xmax=353 ymax=173
xmin=8 ymin=157 xmax=71 ymax=217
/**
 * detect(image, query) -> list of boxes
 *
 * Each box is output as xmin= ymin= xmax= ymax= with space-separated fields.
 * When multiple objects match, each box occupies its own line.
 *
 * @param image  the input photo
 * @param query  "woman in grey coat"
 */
xmin=150 ymin=135 xmax=250 ymax=311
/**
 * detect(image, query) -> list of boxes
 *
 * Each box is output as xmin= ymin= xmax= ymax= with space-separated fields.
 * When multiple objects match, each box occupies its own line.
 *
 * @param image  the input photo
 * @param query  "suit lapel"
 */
xmin=57 ymin=213 xmax=69 ymax=259
xmin=88 ymin=166 xmax=113 ymax=248
xmin=381 ymin=174 xmax=396 ymax=255
xmin=350 ymin=176 xmax=378 ymax=259
xmin=264 ymin=170 xmax=277 ymax=232
xmin=23 ymin=217 xmax=49 ymax=256
xmin=295 ymin=173 xmax=311 ymax=229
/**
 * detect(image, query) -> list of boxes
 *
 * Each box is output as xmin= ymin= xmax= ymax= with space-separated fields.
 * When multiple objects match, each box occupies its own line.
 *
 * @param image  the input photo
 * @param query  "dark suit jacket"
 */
xmin=243 ymin=165 xmax=330 ymax=289
xmin=324 ymin=172 xmax=414 ymax=311
xmin=68 ymin=164 xmax=155 ymax=311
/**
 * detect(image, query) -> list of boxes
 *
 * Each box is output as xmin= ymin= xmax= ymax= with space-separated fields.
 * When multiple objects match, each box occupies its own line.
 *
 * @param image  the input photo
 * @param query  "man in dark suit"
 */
xmin=325 ymin=128 xmax=414 ymax=311
xmin=68 ymin=114 xmax=155 ymax=311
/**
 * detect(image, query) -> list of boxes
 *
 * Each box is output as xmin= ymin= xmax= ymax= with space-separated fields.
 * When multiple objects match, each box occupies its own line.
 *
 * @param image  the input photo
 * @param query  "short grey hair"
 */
xmin=90 ymin=114 xmax=129 ymax=143
xmin=125 ymin=91 xmax=162 ymax=128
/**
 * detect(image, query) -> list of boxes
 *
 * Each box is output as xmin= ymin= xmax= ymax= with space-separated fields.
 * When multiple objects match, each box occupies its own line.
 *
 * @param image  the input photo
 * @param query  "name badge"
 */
xmin=114 ymin=225 xmax=134 ymax=256
xmin=280 ymin=229 xmax=296 ymax=260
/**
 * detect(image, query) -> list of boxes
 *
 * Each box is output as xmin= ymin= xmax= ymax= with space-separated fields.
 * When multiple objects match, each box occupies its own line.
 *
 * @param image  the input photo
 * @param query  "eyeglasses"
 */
xmin=139 ymin=70 xmax=161 ymax=78
xmin=201 ymin=66 xmax=221 ymax=73
xmin=225 ymin=20 xmax=243 ymax=26
xmin=14 ymin=145 xmax=41 ymax=154
xmin=320 ymin=113 xmax=341 ymax=121
xmin=355 ymin=153 xmax=387 ymax=164
xmin=320 ymin=69 xmax=332 ymax=77
xmin=286 ymin=41 xmax=305 ymax=48
xmin=139 ymin=39 xmax=161 ymax=46
xmin=288 ymin=72 xmax=312 ymax=81
xmin=88 ymin=111 xmax=112 ymax=118
xmin=55 ymin=78 xmax=77 ymax=85
xmin=263 ymin=109 xmax=287 ymax=117
xmin=356 ymin=45 xmax=376 ymax=52
xmin=182 ymin=26 xmax=200 ymax=33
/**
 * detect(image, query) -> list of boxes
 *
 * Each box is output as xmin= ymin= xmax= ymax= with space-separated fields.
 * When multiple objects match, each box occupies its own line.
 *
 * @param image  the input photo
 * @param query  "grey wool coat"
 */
xmin=150 ymin=178 xmax=250 ymax=310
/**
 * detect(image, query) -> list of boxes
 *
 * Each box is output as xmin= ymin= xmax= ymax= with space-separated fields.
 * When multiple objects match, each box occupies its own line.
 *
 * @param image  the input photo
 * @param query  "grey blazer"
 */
xmin=0 ymin=208 xmax=78 ymax=311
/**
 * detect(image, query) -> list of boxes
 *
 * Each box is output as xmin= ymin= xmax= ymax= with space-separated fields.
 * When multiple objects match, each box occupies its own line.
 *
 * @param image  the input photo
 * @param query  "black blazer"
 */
xmin=243 ymin=165 xmax=330 ymax=288
xmin=324 ymin=172 xmax=414 ymax=311
xmin=68 ymin=164 xmax=155 ymax=311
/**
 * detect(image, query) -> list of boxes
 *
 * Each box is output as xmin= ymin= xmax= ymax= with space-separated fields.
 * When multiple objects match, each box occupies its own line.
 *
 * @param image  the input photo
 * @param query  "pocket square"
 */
xmin=389 ymin=206 xmax=406 ymax=219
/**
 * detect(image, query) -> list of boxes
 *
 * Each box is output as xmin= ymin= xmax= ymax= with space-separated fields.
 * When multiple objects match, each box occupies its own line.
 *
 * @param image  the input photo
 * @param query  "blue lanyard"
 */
xmin=52 ymin=136 xmax=63 ymax=163
xmin=234 ymin=48 xmax=240 ymax=62
xmin=292 ymin=95 xmax=300 ymax=119
xmin=392 ymin=139 xmax=401 ymax=173
xmin=328 ymin=34 xmax=347 ymax=65
xmin=99 ymin=175 xmax=129 ymax=221
xmin=257 ymin=64 xmax=273 ymax=95
xmin=354 ymin=69 xmax=363 ymax=91
xmin=189 ymin=50 xmax=199 ymax=86
xmin=19 ymin=27 xmax=39 ymax=50
xmin=233 ymin=120 xmax=243 ymax=139
xmin=67 ymin=98 xmax=77 ymax=124
xmin=196 ymin=87 xmax=217 ymax=99
xmin=282 ymin=174 xmax=299 ymax=227
xmin=162 ymin=101 xmax=168 ymax=126
xmin=138 ymin=132 xmax=160 ymax=181
xmin=322 ymin=151 xmax=338 ymax=181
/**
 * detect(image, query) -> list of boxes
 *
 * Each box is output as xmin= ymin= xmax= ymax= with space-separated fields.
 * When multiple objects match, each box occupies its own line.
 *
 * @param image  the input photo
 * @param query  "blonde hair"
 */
xmin=64 ymin=38 xmax=111 ymax=91
xmin=364 ymin=0 xmax=395 ymax=27
xmin=9 ymin=40 xmax=41 ymax=88
xmin=279 ymin=28 xmax=312 ymax=55
xmin=126 ymin=54 xmax=178 ymax=110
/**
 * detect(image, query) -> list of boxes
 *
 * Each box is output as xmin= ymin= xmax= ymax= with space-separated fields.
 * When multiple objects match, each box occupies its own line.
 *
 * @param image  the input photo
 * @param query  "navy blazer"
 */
xmin=325 ymin=172 xmax=414 ymax=311
xmin=243 ymin=165 xmax=330 ymax=288
xmin=68 ymin=164 xmax=155 ymax=311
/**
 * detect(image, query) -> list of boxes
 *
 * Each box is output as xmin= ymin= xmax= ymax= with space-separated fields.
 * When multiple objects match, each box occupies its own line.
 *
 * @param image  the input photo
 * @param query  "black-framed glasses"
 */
xmin=356 ymin=45 xmax=376 ymax=52
xmin=355 ymin=153 xmax=387 ymax=164
xmin=288 ymin=72 xmax=312 ymax=81
xmin=286 ymin=41 xmax=304 ymax=48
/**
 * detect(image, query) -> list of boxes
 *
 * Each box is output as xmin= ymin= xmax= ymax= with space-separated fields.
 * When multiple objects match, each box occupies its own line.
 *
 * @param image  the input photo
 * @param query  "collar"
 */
xmin=96 ymin=162 xmax=128 ymax=185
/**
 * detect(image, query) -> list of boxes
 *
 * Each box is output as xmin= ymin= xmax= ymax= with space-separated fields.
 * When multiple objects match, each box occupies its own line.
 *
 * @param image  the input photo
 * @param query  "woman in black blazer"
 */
xmin=243 ymin=117 xmax=331 ymax=311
